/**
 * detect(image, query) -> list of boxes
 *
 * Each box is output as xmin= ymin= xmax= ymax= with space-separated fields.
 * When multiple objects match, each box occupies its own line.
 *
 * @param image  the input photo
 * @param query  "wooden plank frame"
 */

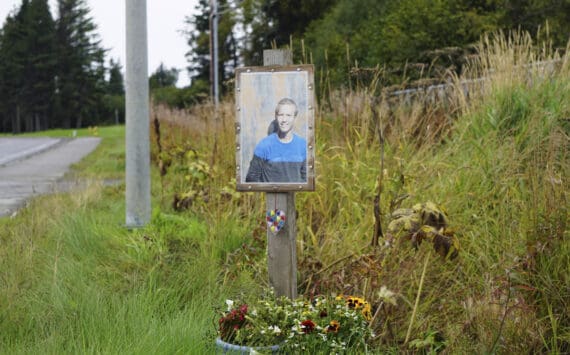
xmin=235 ymin=65 xmax=316 ymax=192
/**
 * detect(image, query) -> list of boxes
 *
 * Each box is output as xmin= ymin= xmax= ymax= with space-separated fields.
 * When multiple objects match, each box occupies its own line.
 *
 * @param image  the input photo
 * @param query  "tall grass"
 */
xmin=0 ymin=30 xmax=568 ymax=353
xmin=0 ymin=127 xmax=246 ymax=354
xmin=0 ymin=181 xmax=245 ymax=354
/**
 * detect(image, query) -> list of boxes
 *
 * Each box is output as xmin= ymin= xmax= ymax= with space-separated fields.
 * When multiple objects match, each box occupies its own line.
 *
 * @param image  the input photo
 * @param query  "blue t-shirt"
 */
xmin=246 ymin=133 xmax=307 ymax=183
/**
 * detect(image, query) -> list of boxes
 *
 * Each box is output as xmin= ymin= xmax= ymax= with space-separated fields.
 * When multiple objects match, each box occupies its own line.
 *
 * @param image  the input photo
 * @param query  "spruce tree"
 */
xmin=26 ymin=0 xmax=58 ymax=131
xmin=0 ymin=14 xmax=16 ymax=132
xmin=149 ymin=63 xmax=179 ymax=89
xmin=104 ymin=58 xmax=124 ymax=125
xmin=0 ymin=0 xmax=57 ymax=133
xmin=107 ymin=58 xmax=124 ymax=95
xmin=0 ymin=1 xmax=31 ymax=133
xmin=55 ymin=0 xmax=106 ymax=129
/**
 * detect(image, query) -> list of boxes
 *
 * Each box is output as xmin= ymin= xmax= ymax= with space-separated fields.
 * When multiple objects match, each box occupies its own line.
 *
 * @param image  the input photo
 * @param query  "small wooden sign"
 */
xmin=235 ymin=65 xmax=316 ymax=192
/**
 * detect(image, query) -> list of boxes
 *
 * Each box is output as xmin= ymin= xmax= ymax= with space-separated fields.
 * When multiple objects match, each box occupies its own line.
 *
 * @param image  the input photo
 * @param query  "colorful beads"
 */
xmin=266 ymin=209 xmax=286 ymax=234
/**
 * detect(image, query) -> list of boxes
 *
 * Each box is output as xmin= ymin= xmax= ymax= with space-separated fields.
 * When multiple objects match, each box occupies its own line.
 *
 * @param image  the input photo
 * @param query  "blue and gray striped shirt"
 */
xmin=245 ymin=133 xmax=307 ymax=183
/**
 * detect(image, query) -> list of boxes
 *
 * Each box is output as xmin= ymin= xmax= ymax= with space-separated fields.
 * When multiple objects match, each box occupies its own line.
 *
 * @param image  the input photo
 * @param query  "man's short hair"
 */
xmin=275 ymin=97 xmax=298 ymax=116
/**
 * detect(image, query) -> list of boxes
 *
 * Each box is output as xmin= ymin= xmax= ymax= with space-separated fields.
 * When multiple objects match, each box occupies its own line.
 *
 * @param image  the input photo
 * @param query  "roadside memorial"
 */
xmin=234 ymin=49 xmax=316 ymax=298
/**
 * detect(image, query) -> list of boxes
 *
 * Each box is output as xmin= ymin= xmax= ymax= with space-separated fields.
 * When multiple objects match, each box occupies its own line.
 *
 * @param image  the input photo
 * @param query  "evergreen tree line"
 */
xmin=0 ymin=0 xmax=124 ymax=134
xmin=184 ymin=0 xmax=570 ymax=99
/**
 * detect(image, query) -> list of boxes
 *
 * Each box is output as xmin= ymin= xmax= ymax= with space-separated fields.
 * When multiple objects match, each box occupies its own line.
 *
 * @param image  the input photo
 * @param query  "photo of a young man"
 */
xmin=245 ymin=98 xmax=307 ymax=183
xmin=235 ymin=65 xmax=315 ymax=191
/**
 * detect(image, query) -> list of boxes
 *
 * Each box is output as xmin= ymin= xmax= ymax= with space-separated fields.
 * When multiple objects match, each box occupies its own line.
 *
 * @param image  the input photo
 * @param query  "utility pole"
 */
xmin=210 ymin=0 xmax=219 ymax=107
xmin=125 ymin=0 xmax=151 ymax=227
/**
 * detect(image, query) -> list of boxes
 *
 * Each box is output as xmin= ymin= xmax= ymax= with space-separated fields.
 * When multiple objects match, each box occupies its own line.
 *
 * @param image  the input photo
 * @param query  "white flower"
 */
xmin=225 ymin=299 xmax=234 ymax=311
xmin=268 ymin=325 xmax=282 ymax=334
xmin=291 ymin=324 xmax=303 ymax=335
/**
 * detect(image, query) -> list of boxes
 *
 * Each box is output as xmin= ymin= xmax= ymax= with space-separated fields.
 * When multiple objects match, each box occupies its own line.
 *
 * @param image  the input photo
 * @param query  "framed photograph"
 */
xmin=235 ymin=65 xmax=316 ymax=192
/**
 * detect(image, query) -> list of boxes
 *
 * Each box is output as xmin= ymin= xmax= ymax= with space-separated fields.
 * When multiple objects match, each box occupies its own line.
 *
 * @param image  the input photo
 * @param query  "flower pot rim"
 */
xmin=215 ymin=337 xmax=280 ymax=352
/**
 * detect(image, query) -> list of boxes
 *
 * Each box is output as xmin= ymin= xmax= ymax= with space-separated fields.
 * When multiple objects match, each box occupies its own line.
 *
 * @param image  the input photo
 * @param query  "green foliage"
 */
xmin=408 ymin=329 xmax=447 ymax=354
xmin=501 ymin=0 xmax=570 ymax=47
xmin=151 ymin=80 xmax=209 ymax=109
xmin=107 ymin=58 xmax=124 ymax=95
xmin=101 ymin=94 xmax=125 ymax=125
xmin=149 ymin=62 xmax=179 ymax=89
xmin=302 ymin=0 xmax=504 ymax=89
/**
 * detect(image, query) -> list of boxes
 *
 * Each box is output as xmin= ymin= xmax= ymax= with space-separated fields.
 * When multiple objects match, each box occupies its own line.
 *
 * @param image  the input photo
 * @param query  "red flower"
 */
xmin=300 ymin=319 xmax=316 ymax=334
xmin=219 ymin=303 xmax=249 ymax=341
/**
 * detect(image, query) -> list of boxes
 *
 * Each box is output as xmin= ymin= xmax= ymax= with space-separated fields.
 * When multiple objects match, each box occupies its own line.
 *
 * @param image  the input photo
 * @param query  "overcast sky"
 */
xmin=0 ymin=0 xmax=199 ymax=87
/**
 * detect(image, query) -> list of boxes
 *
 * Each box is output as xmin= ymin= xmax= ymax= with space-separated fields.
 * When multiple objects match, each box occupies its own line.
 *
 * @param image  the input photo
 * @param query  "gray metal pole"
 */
xmin=212 ymin=0 xmax=219 ymax=106
xmin=125 ymin=0 xmax=151 ymax=227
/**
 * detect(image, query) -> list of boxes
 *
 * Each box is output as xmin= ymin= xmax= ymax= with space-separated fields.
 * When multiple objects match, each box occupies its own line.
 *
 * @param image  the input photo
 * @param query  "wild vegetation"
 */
xmin=0 ymin=31 xmax=568 ymax=353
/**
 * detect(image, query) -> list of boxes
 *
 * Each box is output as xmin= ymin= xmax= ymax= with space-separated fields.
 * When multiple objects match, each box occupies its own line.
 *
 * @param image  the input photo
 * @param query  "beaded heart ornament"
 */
xmin=266 ymin=209 xmax=286 ymax=234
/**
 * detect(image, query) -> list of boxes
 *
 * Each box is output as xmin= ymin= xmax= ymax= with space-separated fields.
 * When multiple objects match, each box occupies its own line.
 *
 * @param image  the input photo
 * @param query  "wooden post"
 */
xmin=264 ymin=49 xmax=297 ymax=299
xmin=263 ymin=49 xmax=293 ymax=66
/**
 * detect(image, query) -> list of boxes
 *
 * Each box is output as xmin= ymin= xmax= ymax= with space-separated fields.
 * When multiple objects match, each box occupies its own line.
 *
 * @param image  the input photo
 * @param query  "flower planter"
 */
xmin=215 ymin=337 xmax=280 ymax=354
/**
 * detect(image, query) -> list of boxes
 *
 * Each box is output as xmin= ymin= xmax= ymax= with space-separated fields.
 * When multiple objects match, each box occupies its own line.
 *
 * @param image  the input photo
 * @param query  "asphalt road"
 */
xmin=0 ymin=137 xmax=101 ymax=218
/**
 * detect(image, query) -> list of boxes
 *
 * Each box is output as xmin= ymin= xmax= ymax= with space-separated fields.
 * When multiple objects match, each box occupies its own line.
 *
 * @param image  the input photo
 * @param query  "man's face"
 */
xmin=276 ymin=104 xmax=297 ymax=134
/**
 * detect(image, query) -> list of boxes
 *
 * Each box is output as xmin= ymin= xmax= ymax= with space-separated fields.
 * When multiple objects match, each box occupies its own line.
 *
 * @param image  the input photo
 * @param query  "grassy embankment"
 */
xmin=0 ymin=31 xmax=568 ymax=353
